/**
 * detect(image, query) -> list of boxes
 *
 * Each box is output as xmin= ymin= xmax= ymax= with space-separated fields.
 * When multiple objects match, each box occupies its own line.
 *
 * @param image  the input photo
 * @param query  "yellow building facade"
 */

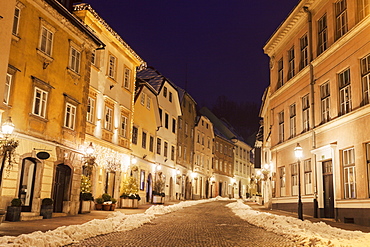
xmin=1 ymin=0 xmax=103 ymax=217
xmin=74 ymin=4 xmax=144 ymax=205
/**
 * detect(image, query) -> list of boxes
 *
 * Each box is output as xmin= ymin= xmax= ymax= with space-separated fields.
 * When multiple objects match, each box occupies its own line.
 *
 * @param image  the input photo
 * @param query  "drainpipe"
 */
xmin=304 ymin=6 xmax=319 ymax=218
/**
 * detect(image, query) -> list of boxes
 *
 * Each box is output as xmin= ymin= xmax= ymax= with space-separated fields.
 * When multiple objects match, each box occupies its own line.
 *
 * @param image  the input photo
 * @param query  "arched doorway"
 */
xmin=146 ymin=173 xmax=152 ymax=203
xmin=18 ymin=158 xmax=37 ymax=212
xmin=53 ymin=164 xmax=71 ymax=213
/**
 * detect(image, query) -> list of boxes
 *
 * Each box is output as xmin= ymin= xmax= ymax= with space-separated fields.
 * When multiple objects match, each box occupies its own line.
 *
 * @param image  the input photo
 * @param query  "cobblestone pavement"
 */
xmin=70 ymin=201 xmax=297 ymax=247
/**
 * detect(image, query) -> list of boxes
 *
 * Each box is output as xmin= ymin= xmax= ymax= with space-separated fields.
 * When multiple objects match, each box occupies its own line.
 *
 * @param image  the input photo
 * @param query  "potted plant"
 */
xmin=110 ymin=198 xmax=117 ymax=211
xmin=120 ymin=176 xmax=140 ymax=208
xmin=40 ymin=198 xmax=53 ymax=219
xmin=102 ymin=193 xmax=112 ymax=211
xmin=152 ymin=178 xmax=165 ymax=204
xmin=80 ymin=192 xmax=93 ymax=214
xmin=95 ymin=197 xmax=103 ymax=210
xmin=5 ymin=198 xmax=22 ymax=222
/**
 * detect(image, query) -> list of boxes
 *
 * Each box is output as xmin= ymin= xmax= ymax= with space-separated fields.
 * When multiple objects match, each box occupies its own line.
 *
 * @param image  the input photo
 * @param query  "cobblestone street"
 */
xmin=71 ymin=201 xmax=296 ymax=247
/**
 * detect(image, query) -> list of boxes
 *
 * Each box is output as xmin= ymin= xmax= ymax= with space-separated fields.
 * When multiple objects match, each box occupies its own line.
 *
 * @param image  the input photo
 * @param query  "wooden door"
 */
xmin=322 ymin=160 xmax=334 ymax=218
xmin=53 ymin=164 xmax=71 ymax=213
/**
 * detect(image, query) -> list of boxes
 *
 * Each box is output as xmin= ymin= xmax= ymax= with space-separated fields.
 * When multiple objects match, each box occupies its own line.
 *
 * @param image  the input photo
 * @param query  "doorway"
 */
xmin=146 ymin=174 xmax=152 ymax=203
xmin=322 ymin=160 xmax=334 ymax=218
xmin=18 ymin=158 xmax=37 ymax=212
xmin=219 ymin=182 xmax=223 ymax=197
xmin=53 ymin=164 xmax=71 ymax=213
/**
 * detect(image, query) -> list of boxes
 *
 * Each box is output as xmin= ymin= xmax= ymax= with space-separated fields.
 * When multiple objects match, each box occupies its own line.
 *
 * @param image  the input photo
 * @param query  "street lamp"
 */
xmin=0 ymin=117 xmax=16 ymax=187
xmin=294 ymin=143 xmax=303 ymax=220
xmin=83 ymin=142 xmax=96 ymax=177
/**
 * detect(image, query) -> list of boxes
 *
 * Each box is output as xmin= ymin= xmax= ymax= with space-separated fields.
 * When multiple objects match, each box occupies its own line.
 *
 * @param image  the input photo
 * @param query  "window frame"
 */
xmin=342 ymin=148 xmax=356 ymax=199
xmin=108 ymin=54 xmax=117 ymax=80
xmin=300 ymin=34 xmax=309 ymax=70
xmin=288 ymin=47 xmax=295 ymax=80
xmin=289 ymin=103 xmax=296 ymax=138
xmin=39 ymin=25 xmax=54 ymax=57
xmin=69 ymin=46 xmax=81 ymax=74
xmin=64 ymin=102 xmax=76 ymax=130
xmin=317 ymin=14 xmax=328 ymax=55
xmin=32 ymin=87 xmax=48 ymax=118
xmin=104 ymin=105 xmax=113 ymax=131
xmin=302 ymin=94 xmax=310 ymax=132
xmin=4 ymin=73 xmax=12 ymax=105
xmin=338 ymin=68 xmax=352 ymax=115
xmin=120 ymin=114 xmax=128 ymax=138
xmin=320 ymin=82 xmax=330 ymax=123
xmin=335 ymin=0 xmax=348 ymax=40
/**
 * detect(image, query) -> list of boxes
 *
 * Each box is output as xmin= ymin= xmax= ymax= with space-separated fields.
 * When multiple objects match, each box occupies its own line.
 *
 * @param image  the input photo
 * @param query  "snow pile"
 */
xmin=227 ymin=200 xmax=370 ymax=247
xmin=0 ymin=200 xmax=211 ymax=247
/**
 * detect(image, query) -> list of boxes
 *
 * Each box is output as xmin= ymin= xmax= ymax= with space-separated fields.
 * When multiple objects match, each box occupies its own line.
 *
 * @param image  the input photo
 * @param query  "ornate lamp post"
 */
xmin=83 ymin=142 xmax=96 ymax=177
xmin=0 ymin=117 xmax=16 ymax=187
xmin=294 ymin=143 xmax=303 ymax=220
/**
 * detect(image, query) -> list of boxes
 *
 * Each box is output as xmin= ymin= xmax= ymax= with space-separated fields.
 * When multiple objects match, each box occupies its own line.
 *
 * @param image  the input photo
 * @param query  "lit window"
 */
xmin=304 ymin=159 xmax=312 ymax=194
xmin=289 ymin=103 xmax=296 ymax=138
xmin=357 ymin=0 xmax=370 ymax=21
xmin=302 ymin=95 xmax=310 ymax=132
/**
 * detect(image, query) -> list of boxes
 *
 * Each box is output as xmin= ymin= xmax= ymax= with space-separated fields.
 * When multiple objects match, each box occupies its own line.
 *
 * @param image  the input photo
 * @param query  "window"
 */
xmin=91 ymin=50 xmax=96 ymax=66
xmin=163 ymin=87 xmax=167 ymax=97
xmin=320 ymin=82 xmax=330 ymax=123
xmin=304 ymin=159 xmax=312 ymax=194
xmin=141 ymin=93 xmax=145 ymax=105
xmin=288 ymin=47 xmax=295 ymax=80
xmin=4 ymin=74 xmax=12 ymax=105
xmin=108 ymin=54 xmax=116 ymax=79
xmin=357 ymin=0 xmax=370 ymax=21
xmin=184 ymin=147 xmax=187 ymax=161
xmin=335 ymin=0 xmax=348 ymax=39
xmin=142 ymin=131 xmax=147 ymax=149
xmin=365 ymin=143 xmax=370 ymax=197
xmin=278 ymin=111 xmax=284 ymax=143
xmin=12 ymin=7 xmax=20 ymax=35
xmin=361 ymin=55 xmax=370 ymax=105
xmin=164 ymin=141 xmax=168 ymax=157
xmin=149 ymin=136 xmax=154 ymax=152
xmin=339 ymin=69 xmax=351 ymax=115
xmin=171 ymin=146 xmax=175 ymax=161
xmin=159 ymin=108 xmax=162 ymax=122
xmin=279 ymin=166 xmax=286 ymax=196
xmin=33 ymin=87 xmax=48 ymax=118
xmin=165 ymin=113 xmax=169 ymax=129
xmin=169 ymin=92 xmax=173 ymax=102
xmin=132 ymin=126 xmax=138 ymax=145
xmin=39 ymin=26 xmax=53 ymax=56
xmin=120 ymin=114 xmax=127 ymax=138
xmin=104 ymin=106 xmax=113 ymax=131
xmin=302 ymin=95 xmax=310 ymax=132
xmin=343 ymin=148 xmax=356 ymax=199
xmin=317 ymin=14 xmax=327 ymax=55
xmin=289 ymin=103 xmax=296 ymax=138
xmin=146 ymin=96 xmax=151 ymax=109
xmin=185 ymin=122 xmax=188 ymax=135
xmin=156 ymin=138 xmax=161 ymax=155
xmin=172 ymin=118 xmax=176 ymax=133
xmin=291 ymin=163 xmax=298 ymax=196
xmin=86 ymin=97 xmax=95 ymax=123
xmin=300 ymin=34 xmax=308 ymax=70
xmin=123 ymin=67 xmax=131 ymax=89
xmin=64 ymin=103 xmax=76 ymax=130
xmin=140 ymin=170 xmax=145 ymax=190
xmin=69 ymin=46 xmax=81 ymax=73
xmin=277 ymin=58 xmax=284 ymax=88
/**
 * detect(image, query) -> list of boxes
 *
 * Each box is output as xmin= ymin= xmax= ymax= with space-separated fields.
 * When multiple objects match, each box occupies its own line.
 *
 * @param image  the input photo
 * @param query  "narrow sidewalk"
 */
xmin=0 ymin=202 xmax=178 ymax=237
xmin=245 ymin=201 xmax=370 ymax=233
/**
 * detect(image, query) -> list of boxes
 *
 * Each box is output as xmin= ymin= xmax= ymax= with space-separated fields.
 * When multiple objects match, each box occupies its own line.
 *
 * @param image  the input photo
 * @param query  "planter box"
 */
xmin=79 ymin=200 xmax=91 ymax=214
xmin=103 ymin=204 xmax=111 ymax=211
xmin=40 ymin=205 xmax=53 ymax=219
xmin=5 ymin=206 xmax=21 ymax=222
xmin=152 ymin=195 xmax=164 ymax=204
xmin=120 ymin=198 xmax=138 ymax=209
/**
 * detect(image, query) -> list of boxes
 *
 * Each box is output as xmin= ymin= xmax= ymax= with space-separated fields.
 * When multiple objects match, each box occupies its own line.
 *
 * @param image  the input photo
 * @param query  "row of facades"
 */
xmin=257 ymin=0 xmax=370 ymax=226
xmin=0 ymin=0 xmax=254 ymax=219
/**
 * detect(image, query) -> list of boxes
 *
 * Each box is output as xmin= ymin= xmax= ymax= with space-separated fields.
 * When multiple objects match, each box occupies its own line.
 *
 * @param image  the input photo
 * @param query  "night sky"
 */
xmin=81 ymin=0 xmax=299 ymax=107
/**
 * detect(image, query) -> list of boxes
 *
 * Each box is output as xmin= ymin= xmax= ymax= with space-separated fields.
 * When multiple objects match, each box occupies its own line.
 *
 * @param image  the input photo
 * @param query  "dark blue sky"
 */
xmin=82 ymin=0 xmax=298 ymax=106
